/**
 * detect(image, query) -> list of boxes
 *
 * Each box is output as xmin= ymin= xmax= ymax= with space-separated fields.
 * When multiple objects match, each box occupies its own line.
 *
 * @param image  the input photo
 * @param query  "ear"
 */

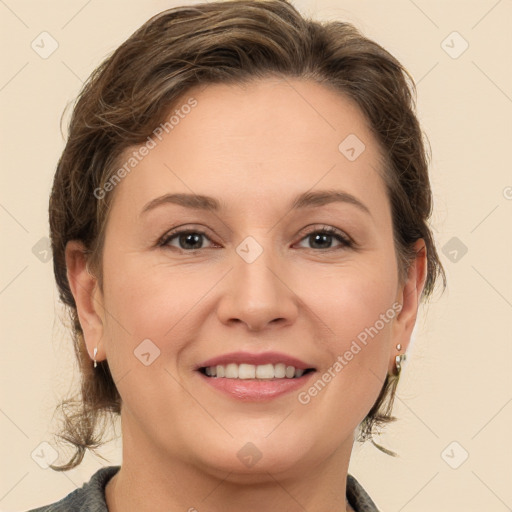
xmin=389 ymin=239 xmax=428 ymax=373
xmin=65 ymin=240 xmax=106 ymax=365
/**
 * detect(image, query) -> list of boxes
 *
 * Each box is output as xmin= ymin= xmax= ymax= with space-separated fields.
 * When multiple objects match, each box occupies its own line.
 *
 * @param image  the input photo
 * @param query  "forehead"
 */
xmin=175 ymin=77 xmax=378 ymax=163
xmin=109 ymin=77 xmax=387 ymax=218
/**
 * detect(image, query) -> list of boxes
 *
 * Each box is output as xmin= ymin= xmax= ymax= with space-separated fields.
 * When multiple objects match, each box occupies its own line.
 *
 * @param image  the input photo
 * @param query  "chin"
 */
xmin=187 ymin=429 xmax=318 ymax=481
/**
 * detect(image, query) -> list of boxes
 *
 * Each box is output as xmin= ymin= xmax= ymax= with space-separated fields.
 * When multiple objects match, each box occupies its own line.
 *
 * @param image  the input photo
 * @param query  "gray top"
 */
xmin=27 ymin=466 xmax=379 ymax=511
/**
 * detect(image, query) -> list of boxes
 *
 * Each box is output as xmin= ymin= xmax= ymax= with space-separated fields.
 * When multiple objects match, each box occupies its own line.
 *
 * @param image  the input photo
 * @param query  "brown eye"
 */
xmin=296 ymin=227 xmax=352 ymax=250
xmin=160 ymin=229 xmax=214 ymax=251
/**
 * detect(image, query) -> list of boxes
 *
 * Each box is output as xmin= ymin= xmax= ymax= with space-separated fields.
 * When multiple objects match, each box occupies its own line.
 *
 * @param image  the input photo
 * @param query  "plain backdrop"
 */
xmin=1 ymin=1 xmax=511 ymax=511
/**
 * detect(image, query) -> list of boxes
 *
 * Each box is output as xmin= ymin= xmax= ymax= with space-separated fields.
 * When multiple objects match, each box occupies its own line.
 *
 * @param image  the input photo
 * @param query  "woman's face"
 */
xmin=71 ymin=78 xmax=424 ymax=478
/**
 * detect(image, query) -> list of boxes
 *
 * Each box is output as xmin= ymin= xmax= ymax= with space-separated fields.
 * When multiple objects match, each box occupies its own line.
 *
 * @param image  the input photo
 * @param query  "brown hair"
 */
xmin=49 ymin=0 xmax=446 ymax=470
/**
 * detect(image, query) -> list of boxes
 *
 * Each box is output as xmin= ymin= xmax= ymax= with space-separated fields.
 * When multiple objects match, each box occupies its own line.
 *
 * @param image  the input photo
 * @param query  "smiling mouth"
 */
xmin=199 ymin=363 xmax=316 ymax=379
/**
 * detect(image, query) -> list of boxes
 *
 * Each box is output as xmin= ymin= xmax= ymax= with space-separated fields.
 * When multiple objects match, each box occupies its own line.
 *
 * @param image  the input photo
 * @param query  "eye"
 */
xmin=296 ymin=226 xmax=353 ymax=250
xmin=159 ymin=228 xmax=216 ymax=251
xmin=158 ymin=225 xmax=353 ymax=252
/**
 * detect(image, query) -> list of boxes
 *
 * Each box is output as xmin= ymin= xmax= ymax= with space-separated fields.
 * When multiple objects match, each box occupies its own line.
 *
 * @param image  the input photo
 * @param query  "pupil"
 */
xmin=181 ymin=233 xmax=202 ymax=249
xmin=312 ymin=233 xmax=331 ymax=249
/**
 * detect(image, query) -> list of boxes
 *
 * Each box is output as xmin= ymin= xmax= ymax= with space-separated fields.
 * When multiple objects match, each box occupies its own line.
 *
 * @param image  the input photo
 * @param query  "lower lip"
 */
xmin=198 ymin=371 xmax=316 ymax=401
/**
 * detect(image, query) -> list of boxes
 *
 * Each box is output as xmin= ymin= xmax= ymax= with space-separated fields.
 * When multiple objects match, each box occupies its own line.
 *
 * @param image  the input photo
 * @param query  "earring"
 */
xmin=93 ymin=346 xmax=98 ymax=368
xmin=394 ymin=343 xmax=406 ymax=376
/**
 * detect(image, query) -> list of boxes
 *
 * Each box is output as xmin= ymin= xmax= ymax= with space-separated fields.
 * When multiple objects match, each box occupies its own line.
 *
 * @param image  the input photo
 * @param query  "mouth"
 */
xmin=195 ymin=352 xmax=317 ymax=401
xmin=198 ymin=363 xmax=316 ymax=379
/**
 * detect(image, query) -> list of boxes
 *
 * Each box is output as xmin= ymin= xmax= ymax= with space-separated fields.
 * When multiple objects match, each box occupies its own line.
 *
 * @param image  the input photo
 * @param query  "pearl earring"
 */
xmin=394 ymin=343 xmax=406 ymax=375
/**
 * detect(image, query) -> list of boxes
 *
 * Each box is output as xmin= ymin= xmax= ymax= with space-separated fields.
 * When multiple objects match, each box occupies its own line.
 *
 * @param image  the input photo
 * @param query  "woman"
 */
xmin=29 ymin=0 xmax=445 ymax=510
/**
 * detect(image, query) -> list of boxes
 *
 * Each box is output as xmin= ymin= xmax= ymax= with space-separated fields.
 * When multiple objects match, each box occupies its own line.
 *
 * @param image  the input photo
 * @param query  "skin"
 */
xmin=66 ymin=77 xmax=427 ymax=512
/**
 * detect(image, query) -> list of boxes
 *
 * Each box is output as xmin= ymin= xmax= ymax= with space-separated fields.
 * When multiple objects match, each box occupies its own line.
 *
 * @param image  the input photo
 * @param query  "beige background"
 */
xmin=1 ymin=0 xmax=511 ymax=510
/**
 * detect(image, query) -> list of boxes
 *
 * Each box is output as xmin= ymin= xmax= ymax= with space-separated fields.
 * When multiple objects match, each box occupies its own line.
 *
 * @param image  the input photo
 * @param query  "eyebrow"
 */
xmin=140 ymin=189 xmax=372 ymax=217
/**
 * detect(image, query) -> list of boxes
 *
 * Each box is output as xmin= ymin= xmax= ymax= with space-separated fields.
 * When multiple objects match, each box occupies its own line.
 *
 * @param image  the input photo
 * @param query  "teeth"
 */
xmin=274 ymin=363 xmax=286 ymax=378
xmin=203 ymin=363 xmax=309 ymax=379
xmin=225 ymin=363 xmax=238 ymax=378
xmin=239 ymin=364 xmax=256 ymax=379
xmin=256 ymin=364 xmax=274 ymax=379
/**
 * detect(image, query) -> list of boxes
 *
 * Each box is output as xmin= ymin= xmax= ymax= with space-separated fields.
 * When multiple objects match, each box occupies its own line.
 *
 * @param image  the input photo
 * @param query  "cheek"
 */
xmin=99 ymin=260 xmax=206 ymax=427
xmin=301 ymin=249 xmax=398 ymax=344
xmin=296 ymin=258 xmax=397 ymax=419
xmin=100 ymin=256 xmax=218 ymax=366
xmin=323 ymin=291 xmax=395 ymax=387
xmin=103 ymin=246 xmax=181 ymax=323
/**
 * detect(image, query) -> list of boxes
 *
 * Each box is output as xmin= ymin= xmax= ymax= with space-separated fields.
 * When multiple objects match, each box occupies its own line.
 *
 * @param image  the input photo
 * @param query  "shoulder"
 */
xmin=347 ymin=473 xmax=380 ymax=512
xmin=25 ymin=465 xmax=120 ymax=512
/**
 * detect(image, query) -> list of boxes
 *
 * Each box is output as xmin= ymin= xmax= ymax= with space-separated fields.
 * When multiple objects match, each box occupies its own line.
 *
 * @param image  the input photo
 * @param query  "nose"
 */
xmin=216 ymin=244 xmax=299 ymax=332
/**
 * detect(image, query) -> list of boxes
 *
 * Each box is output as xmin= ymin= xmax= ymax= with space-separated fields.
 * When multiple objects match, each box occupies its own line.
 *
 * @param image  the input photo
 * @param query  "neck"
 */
xmin=106 ymin=411 xmax=355 ymax=512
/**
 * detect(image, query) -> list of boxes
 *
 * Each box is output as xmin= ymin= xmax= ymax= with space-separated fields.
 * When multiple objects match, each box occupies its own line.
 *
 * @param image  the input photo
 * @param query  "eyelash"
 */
xmin=157 ymin=225 xmax=354 ymax=252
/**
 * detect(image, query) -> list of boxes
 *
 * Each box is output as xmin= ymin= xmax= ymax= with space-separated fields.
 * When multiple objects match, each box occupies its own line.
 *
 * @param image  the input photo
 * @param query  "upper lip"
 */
xmin=196 ymin=351 xmax=315 ymax=371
